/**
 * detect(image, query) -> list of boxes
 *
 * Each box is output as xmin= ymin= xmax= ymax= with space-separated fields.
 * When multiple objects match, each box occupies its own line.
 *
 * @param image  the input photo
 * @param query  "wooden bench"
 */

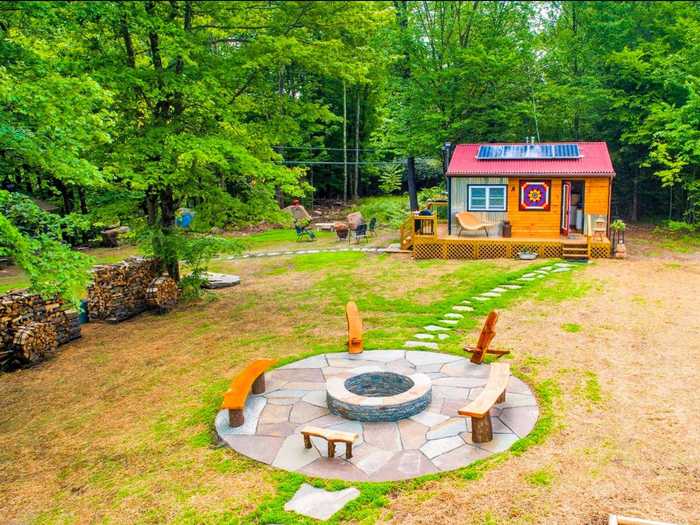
xmin=345 ymin=301 xmax=363 ymax=354
xmin=464 ymin=311 xmax=510 ymax=364
xmin=221 ymin=358 xmax=276 ymax=427
xmin=458 ymin=362 xmax=510 ymax=443
xmin=300 ymin=426 xmax=358 ymax=459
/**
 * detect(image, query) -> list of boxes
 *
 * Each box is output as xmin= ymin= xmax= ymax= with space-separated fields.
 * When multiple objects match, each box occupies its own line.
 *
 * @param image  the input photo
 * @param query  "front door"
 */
xmin=561 ymin=181 xmax=571 ymax=235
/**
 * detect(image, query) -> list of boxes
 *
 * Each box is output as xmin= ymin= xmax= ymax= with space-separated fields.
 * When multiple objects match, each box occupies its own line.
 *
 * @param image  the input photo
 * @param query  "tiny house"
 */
xmin=403 ymin=142 xmax=615 ymax=260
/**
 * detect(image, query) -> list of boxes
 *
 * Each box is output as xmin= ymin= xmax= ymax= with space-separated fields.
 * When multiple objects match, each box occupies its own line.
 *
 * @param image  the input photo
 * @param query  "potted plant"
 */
xmin=610 ymin=219 xmax=626 ymax=258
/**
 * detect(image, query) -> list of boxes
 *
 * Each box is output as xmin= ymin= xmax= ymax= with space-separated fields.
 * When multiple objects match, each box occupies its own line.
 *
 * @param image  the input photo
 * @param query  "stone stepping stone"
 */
xmin=424 ymin=325 xmax=450 ymax=332
xmin=472 ymin=296 xmax=490 ymax=301
xmin=437 ymin=333 xmax=450 ymax=340
xmin=414 ymin=333 xmax=435 ymax=340
xmin=555 ymin=262 xmax=572 ymax=268
xmin=518 ymin=277 xmax=535 ymax=282
xmin=444 ymin=313 xmax=463 ymax=319
xmin=551 ymin=267 xmax=571 ymax=273
xmin=522 ymin=272 xmax=538 ymax=278
xmin=404 ymin=341 xmax=439 ymax=350
xmin=284 ymin=483 xmax=360 ymax=521
xmin=540 ymin=266 xmax=554 ymax=271
xmin=491 ymin=287 xmax=507 ymax=293
xmin=438 ymin=319 xmax=458 ymax=325
xmin=201 ymin=272 xmax=241 ymax=289
xmin=461 ymin=300 xmax=471 ymax=304
xmin=480 ymin=292 xmax=501 ymax=298
xmin=502 ymin=284 xmax=521 ymax=289
xmin=452 ymin=305 xmax=473 ymax=312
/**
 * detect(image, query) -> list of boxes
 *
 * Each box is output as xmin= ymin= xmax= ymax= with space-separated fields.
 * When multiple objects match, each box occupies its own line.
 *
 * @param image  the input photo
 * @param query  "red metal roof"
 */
xmin=447 ymin=142 xmax=615 ymax=177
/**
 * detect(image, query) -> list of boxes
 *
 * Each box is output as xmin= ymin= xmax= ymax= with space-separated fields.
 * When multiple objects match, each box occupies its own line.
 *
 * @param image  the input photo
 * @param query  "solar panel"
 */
xmin=476 ymin=144 xmax=580 ymax=160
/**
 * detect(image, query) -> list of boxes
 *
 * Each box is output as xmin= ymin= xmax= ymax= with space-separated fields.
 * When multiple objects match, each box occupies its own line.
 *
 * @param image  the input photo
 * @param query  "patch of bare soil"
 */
xmin=384 ymin=257 xmax=700 ymax=524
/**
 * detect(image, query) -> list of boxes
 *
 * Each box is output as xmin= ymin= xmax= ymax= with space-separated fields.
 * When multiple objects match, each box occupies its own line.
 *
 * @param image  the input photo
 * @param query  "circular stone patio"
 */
xmin=215 ymin=351 xmax=539 ymax=482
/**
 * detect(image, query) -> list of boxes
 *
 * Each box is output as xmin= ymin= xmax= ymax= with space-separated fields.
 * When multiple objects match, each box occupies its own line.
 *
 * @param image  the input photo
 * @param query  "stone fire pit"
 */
xmin=327 ymin=371 xmax=431 ymax=422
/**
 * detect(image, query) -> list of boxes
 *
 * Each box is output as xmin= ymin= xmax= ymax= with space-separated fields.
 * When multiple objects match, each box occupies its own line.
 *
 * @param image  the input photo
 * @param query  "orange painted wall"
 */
xmin=505 ymin=177 xmax=611 ymax=238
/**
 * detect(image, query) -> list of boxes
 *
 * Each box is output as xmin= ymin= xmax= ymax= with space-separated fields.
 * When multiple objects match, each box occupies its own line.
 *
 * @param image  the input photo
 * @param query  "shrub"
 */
xmin=355 ymin=195 xmax=409 ymax=229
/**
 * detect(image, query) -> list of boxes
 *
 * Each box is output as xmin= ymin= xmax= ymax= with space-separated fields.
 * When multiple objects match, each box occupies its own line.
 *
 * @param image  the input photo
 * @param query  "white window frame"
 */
xmin=467 ymin=184 xmax=507 ymax=212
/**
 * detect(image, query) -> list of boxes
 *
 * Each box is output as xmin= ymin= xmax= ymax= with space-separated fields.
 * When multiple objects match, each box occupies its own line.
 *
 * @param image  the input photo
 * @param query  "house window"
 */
xmin=468 ymin=185 xmax=507 ymax=211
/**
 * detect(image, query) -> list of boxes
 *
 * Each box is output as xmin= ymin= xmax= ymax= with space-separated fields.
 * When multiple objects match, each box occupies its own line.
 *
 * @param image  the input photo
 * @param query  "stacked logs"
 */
xmin=0 ymin=291 xmax=81 ymax=369
xmin=13 ymin=322 xmax=58 ymax=364
xmin=87 ymin=257 xmax=162 ymax=323
xmin=145 ymin=276 xmax=179 ymax=313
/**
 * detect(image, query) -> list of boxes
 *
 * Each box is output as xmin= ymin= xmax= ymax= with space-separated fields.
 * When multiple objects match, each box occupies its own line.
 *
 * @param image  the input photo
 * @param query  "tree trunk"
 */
xmin=77 ymin=187 xmax=88 ymax=214
xmin=354 ymin=85 xmax=361 ymax=200
xmin=55 ymin=179 xmax=73 ymax=214
xmin=146 ymin=187 xmax=158 ymax=226
xmin=343 ymin=80 xmax=348 ymax=203
xmin=406 ymin=157 xmax=418 ymax=211
xmin=159 ymin=187 xmax=180 ymax=282
xmin=631 ymin=173 xmax=639 ymax=222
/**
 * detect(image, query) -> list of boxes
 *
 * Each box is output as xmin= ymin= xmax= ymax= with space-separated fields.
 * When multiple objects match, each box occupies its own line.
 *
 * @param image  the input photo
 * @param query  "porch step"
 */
xmin=562 ymin=241 xmax=589 ymax=260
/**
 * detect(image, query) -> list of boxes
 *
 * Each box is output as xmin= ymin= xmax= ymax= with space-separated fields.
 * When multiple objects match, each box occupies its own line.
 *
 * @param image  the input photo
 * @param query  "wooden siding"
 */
xmin=450 ymin=177 xmax=508 ymax=236
xmin=507 ymin=178 xmax=562 ymax=238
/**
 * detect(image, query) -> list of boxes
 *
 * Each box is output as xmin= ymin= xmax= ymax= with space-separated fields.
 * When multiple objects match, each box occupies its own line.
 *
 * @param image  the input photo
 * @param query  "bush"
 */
xmin=656 ymin=220 xmax=697 ymax=234
xmin=355 ymin=195 xmax=409 ymax=229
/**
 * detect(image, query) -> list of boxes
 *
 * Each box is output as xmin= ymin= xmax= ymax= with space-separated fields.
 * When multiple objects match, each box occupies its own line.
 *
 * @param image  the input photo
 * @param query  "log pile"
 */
xmin=87 ymin=257 xmax=162 ymax=323
xmin=13 ymin=322 xmax=58 ymax=364
xmin=145 ymin=276 xmax=179 ymax=313
xmin=0 ymin=291 xmax=81 ymax=369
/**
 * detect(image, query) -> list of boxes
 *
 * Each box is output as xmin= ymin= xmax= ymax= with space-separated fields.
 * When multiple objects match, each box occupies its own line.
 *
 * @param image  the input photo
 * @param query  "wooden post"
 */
xmin=228 ymin=409 xmax=244 ymax=428
xmin=328 ymin=441 xmax=336 ymax=458
xmin=471 ymin=414 xmax=493 ymax=443
xmin=303 ymin=433 xmax=312 ymax=449
xmin=345 ymin=441 xmax=353 ymax=459
xmin=251 ymin=373 xmax=266 ymax=395
xmin=496 ymin=390 xmax=506 ymax=404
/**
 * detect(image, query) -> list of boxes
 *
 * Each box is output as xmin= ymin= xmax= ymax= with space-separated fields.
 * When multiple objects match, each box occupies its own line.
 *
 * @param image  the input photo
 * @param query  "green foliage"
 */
xmin=417 ymin=185 xmax=447 ymax=207
xmin=610 ymin=219 xmax=626 ymax=232
xmin=140 ymin=229 xmax=243 ymax=299
xmin=657 ymin=220 xmax=697 ymax=234
xmin=378 ymin=163 xmax=404 ymax=194
xmin=0 ymin=215 xmax=92 ymax=306
xmin=355 ymin=195 xmax=409 ymax=228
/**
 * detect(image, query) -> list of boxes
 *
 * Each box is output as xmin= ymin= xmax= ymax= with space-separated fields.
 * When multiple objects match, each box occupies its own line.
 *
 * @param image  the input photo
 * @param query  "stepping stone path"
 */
xmin=216 ymin=350 xmax=538 ymax=481
xmin=284 ymin=483 xmax=360 ymax=521
xmin=223 ymin=246 xmax=388 ymax=260
xmin=404 ymin=262 xmax=576 ymax=354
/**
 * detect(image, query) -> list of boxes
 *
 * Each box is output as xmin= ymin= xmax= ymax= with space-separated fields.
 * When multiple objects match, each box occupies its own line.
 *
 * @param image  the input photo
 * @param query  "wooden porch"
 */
xmin=400 ymin=214 xmax=611 ymax=260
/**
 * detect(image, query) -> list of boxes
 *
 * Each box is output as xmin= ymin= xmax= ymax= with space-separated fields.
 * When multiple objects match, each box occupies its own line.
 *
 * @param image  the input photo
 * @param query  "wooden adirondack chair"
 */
xmin=464 ymin=311 xmax=510 ymax=364
xmin=345 ymin=301 xmax=363 ymax=354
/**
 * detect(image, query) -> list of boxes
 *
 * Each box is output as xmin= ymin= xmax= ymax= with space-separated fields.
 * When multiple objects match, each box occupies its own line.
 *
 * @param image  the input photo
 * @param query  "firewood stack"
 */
xmin=145 ymin=276 xmax=179 ymax=313
xmin=12 ymin=322 xmax=58 ymax=364
xmin=0 ymin=291 xmax=81 ymax=369
xmin=87 ymin=257 xmax=162 ymax=323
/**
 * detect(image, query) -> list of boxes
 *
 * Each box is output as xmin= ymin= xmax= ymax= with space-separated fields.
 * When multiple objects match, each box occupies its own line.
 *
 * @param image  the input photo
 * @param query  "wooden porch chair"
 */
xmin=464 ymin=311 xmax=510 ymax=364
xmin=456 ymin=211 xmax=495 ymax=237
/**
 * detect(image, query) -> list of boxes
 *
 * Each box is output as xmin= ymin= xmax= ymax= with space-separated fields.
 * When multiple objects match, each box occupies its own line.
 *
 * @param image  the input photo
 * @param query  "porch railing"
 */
xmin=400 ymin=212 xmax=438 ymax=250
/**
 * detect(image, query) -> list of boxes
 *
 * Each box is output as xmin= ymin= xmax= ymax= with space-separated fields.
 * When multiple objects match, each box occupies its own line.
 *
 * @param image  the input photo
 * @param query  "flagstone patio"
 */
xmin=215 ymin=350 xmax=539 ymax=481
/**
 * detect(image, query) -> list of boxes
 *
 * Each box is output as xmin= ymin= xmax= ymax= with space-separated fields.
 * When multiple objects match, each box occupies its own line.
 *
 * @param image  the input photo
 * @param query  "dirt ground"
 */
xmin=1 ymin=230 xmax=699 ymax=524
